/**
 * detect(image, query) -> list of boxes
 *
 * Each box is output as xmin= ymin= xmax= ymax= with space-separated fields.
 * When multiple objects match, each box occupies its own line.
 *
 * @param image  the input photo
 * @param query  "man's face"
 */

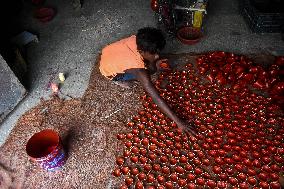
xmin=140 ymin=51 xmax=159 ymax=63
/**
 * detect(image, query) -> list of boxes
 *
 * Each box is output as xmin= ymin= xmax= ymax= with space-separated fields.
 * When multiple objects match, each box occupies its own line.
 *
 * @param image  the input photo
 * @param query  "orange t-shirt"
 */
xmin=99 ymin=35 xmax=145 ymax=79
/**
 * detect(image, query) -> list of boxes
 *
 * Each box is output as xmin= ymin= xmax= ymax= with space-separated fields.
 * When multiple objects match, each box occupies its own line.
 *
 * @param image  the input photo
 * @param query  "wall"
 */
xmin=0 ymin=55 xmax=26 ymax=123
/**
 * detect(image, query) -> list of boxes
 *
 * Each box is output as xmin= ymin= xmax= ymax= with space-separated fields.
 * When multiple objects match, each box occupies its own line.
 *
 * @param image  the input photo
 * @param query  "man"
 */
xmin=99 ymin=27 xmax=195 ymax=135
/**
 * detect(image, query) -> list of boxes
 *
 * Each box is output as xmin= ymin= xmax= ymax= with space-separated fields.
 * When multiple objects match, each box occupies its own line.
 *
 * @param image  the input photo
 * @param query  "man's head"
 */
xmin=136 ymin=27 xmax=166 ymax=63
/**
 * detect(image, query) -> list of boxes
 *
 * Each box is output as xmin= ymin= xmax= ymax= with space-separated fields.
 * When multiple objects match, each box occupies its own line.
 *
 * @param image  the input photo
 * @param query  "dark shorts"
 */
xmin=112 ymin=73 xmax=136 ymax=81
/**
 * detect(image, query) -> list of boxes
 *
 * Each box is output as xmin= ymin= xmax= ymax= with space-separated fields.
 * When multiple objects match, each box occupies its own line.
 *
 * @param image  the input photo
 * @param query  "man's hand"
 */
xmin=126 ymin=68 xmax=196 ymax=136
xmin=176 ymin=120 xmax=197 ymax=136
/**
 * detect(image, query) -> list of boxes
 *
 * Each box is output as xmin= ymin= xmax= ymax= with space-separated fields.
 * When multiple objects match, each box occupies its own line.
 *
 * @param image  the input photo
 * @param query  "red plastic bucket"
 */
xmin=26 ymin=129 xmax=66 ymax=171
xmin=177 ymin=26 xmax=202 ymax=45
xmin=34 ymin=7 xmax=56 ymax=23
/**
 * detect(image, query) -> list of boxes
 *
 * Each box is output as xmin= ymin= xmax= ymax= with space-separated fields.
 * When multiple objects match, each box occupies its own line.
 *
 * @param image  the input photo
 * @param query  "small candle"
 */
xmin=58 ymin=73 xmax=65 ymax=82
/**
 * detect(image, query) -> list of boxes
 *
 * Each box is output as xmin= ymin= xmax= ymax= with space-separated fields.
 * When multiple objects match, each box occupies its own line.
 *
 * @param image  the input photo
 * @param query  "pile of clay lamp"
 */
xmin=196 ymin=52 xmax=283 ymax=108
xmin=113 ymin=52 xmax=284 ymax=189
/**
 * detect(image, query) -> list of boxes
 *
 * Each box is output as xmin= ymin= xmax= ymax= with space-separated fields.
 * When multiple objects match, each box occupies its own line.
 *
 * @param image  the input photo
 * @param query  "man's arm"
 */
xmin=126 ymin=68 xmax=196 ymax=135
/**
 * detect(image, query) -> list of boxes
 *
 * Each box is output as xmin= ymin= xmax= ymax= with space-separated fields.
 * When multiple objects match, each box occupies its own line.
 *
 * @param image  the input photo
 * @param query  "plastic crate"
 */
xmin=241 ymin=0 xmax=284 ymax=33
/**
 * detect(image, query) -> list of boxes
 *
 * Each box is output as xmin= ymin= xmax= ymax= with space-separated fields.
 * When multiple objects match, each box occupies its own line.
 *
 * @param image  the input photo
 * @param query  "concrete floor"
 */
xmin=0 ymin=0 xmax=283 ymax=146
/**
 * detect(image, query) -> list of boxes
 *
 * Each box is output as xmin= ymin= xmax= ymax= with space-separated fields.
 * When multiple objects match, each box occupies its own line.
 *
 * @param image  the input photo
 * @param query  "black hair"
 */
xmin=136 ymin=27 xmax=166 ymax=54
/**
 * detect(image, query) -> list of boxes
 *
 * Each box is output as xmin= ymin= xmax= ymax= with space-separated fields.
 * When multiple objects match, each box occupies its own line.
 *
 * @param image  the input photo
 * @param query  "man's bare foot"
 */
xmin=112 ymin=81 xmax=134 ymax=89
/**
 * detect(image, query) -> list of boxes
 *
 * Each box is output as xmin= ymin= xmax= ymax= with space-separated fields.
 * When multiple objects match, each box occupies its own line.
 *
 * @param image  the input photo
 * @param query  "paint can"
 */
xmin=26 ymin=129 xmax=66 ymax=171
